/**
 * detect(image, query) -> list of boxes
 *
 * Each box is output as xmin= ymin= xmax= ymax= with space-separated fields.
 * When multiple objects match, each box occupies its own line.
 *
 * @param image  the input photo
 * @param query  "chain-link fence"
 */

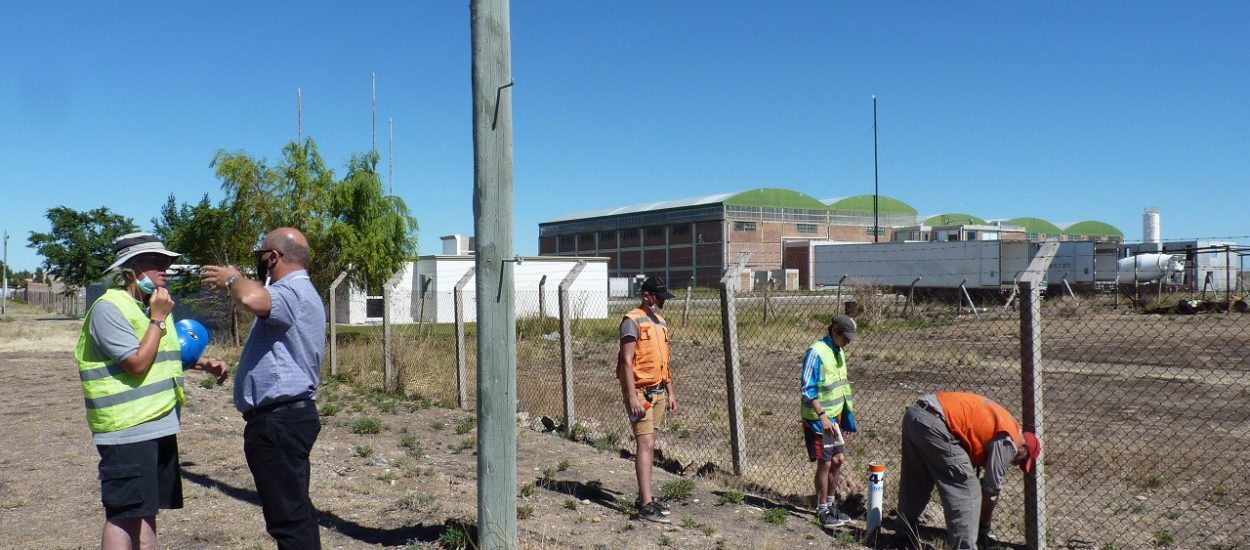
xmin=328 ymin=270 xmax=1249 ymax=549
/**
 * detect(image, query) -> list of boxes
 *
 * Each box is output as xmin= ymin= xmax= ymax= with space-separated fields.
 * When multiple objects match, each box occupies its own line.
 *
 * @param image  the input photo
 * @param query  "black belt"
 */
xmin=243 ymin=399 xmax=313 ymax=422
xmin=916 ymin=400 xmax=943 ymax=419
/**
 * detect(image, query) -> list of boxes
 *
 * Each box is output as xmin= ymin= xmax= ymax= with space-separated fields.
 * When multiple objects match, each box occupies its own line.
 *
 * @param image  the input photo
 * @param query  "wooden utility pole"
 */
xmin=471 ymin=1 xmax=516 ymax=548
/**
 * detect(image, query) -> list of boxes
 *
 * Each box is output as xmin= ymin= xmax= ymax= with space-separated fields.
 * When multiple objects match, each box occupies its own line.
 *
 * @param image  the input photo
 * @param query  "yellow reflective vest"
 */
xmin=800 ymin=340 xmax=853 ymax=421
xmin=75 ymin=288 xmax=185 ymax=433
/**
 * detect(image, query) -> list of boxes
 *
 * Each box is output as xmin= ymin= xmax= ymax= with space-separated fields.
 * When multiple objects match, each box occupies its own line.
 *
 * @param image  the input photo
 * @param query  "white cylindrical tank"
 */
xmin=1117 ymin=253 xmax=1183 ymax=282
xmin=1143 ymin=207 xmax=1160 ymax=244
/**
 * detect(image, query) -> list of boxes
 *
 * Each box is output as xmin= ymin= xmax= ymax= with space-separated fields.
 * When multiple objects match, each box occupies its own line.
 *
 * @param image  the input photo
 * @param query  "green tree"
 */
xmin=27 ymin=206 xmax=138 ymax=291
xmin=323 ymin=150 xmax=419 ymax=292
xmin=209 ymin=138 xmax=417 ymax=294
xmin=152 ymin=193 xmax=242 ymax=343
xmin=211 ymin=147 xmax=277 ymax=265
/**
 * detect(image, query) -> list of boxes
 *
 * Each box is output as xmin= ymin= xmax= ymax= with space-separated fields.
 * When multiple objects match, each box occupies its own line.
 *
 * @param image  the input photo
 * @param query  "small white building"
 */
xmin=335 ymin=251 xmax=609 ymax=325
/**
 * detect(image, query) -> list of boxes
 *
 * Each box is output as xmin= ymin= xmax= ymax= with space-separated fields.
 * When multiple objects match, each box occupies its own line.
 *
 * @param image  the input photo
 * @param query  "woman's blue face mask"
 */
xmin=134 ymin=274 xmax=156 ymax=295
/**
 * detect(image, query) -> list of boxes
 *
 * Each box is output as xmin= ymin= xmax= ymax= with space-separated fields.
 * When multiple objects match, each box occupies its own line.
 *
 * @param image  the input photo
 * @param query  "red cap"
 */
xmin=1020 ymin=431 xmax=1041 ymax=474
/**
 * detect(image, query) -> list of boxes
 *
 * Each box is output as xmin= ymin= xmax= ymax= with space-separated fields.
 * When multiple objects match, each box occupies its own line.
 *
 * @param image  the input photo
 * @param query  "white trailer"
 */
xmin=812 ymin=241 xmax=1036 ymax=290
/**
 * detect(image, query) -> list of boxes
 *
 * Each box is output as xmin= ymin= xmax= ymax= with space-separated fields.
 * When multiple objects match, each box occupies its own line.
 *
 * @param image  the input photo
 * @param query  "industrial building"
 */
xmin=539 ymin=187 xmax=1123 ymax=289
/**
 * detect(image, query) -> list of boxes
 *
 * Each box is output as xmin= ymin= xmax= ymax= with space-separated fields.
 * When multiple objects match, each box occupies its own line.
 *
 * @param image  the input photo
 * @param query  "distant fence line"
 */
xmin=16 ymin=287 xmax=86 ymax=317
xmin=327 ymin=266 xmax=1250 ymax=550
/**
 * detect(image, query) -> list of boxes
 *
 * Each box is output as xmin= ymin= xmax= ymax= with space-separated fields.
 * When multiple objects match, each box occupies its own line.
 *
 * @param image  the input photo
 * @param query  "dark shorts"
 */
xmin=803 ymin=424 xmax=844 ymax=463
xmin=97 ymin=435 xmax=183 ymax=519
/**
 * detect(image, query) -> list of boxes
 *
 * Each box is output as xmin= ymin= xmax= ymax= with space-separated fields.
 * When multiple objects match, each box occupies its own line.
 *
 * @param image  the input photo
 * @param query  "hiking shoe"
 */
xmin=654 ymin=500 xmax=671 ymax=516
xmin=636 ymin=499 xmax=671 ymax=516
xmin=820 ymin=507 xmax=850 ymax=528
xmin=637 ymin=501 xmax=671 ymax=524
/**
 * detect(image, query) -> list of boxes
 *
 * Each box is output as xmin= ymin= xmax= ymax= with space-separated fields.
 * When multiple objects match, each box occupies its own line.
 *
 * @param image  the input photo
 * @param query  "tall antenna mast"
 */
xmin=372 ymin=72 xmax=377 ymax=153
xmin=388 ymin=117 xmax=394 ymax=196
xmin=297 ymin=88 xmax=302 ymax=143
xmin=872 ymin=95 xmax=880 ymax=243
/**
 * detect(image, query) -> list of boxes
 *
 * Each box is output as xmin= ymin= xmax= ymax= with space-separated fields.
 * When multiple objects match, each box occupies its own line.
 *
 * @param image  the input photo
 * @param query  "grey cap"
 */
xmin=830 ymin=314 xmax=858 ymax=341
xmin=104 ymin=232 xmax=180 ymax=274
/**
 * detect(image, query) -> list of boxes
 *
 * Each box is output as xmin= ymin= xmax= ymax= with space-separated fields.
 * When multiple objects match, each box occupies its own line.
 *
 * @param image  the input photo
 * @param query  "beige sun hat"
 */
xmin=104 ymin=232 xmax=180 ymax=273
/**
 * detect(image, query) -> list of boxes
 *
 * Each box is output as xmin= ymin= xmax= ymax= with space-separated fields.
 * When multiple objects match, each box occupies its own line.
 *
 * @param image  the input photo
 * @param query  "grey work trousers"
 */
xmin=897 ymin=402 xmax=981 ymax=550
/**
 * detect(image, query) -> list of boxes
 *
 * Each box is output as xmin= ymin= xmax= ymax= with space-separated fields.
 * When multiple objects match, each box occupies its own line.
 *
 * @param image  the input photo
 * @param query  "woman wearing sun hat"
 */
xmin=74 ymin=232 xmax=227 ymax=549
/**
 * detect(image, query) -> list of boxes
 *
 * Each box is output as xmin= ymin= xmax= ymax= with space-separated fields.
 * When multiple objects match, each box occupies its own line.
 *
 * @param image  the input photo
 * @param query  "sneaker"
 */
xmin=654 ymin=500 xmax=671 ymax=516
xmin=636 ymin=498 xmax=671 ymax=516
xmin=637 ymin=501 xmax=671 ymax=524
xmin=820 ymin=507 xmax=850 ymax=528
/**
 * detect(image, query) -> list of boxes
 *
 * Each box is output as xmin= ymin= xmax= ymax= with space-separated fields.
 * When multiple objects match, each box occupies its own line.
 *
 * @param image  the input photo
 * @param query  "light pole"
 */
xmin=2 ymin=229 xmax=8 ymax=315
xmin=872 ymin=95 xmax=879 ymax=243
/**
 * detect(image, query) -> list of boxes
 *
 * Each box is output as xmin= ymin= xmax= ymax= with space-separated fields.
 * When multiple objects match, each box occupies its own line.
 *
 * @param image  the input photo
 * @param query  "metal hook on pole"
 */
xmin=492 ymin=80 xmax=515 ymax=130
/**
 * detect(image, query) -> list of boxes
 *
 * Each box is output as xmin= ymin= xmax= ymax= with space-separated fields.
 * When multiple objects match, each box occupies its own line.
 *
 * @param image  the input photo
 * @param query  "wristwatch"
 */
xmin=225 ymin=275 xmax=237 ymax=289
xmin=151 ymin=318 xmax=166 ymax=331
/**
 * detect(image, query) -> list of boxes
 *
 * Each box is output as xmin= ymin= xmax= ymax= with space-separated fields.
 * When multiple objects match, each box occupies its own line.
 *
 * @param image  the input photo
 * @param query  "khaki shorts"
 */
xmin=630 ymin=389 xmax=668 ymax=436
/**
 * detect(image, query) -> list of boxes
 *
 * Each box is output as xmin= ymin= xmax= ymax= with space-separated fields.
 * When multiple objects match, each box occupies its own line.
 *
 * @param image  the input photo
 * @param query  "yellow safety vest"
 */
xmin=75 ymin=288 xmax=185 ymax=433
xmin=800 ymin=340 xmax=853 ymax=421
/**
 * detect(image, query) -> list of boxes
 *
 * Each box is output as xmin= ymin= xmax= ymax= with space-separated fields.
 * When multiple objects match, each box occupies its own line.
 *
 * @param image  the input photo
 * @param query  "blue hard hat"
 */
xmin=175 ymin=319 xmax=209 ymax=367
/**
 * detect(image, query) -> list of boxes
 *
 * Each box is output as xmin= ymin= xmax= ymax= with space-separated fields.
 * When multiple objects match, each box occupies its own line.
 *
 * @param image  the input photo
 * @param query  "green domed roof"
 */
xmin=1062 ymin=220 xmax=1123 ymax=238
xmin=923 ymin=213 xmax=987 ymax=226
xmin=827 ymin=195 xmax=917 ymax=215
xmin=1008 ymin=217 xmax=1063 ymax=235
xmin=722 ymin=188 xmax=828 ymax=210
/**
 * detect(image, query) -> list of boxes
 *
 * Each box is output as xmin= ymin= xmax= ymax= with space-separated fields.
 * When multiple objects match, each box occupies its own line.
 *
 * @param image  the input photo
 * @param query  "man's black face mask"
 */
xmin=254 ymin=249 xmax=273 ymax=284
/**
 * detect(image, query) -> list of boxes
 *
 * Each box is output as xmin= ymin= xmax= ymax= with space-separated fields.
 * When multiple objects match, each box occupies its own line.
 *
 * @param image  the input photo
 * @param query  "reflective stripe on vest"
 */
xmin=935 ymin=392 xmax=1024 ymax=467
xmin=622 ymin=308 xmax=671 ymax=388
xmin=801 ymin=340 xmax=853 ymax=421
xmin=75 ymin=288 xmax=186 ymax=433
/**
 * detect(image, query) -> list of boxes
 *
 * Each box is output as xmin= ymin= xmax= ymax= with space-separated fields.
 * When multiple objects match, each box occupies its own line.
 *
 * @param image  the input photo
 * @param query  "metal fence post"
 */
xmin=328 ymin=271 xmax=348 ymax=378
xmin=382 ymin=269 xmax=404 ymax=394
xmin=1018 ymin=240 xmax=1056 ymax=550
xmin=558 ymin=261 xmax=586 ymax=430
xmin=720 ymin=251 xmax=750 ymax=475
xmin=1021 ymin=280 xmax=1046 ymax=550
xmin=454 ymin=268 xmax=474 ymax=409
xmin=417 ymin=275 xmax=432 ymax=335
xmin=682 ymin=285 xmax=692 ymax=326
xmin=538 ymin=274 xmax=547 ymax=319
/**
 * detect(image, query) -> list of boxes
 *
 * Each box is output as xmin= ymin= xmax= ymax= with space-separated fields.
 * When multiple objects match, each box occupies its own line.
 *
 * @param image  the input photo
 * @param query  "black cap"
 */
xmin=641 ymin=276 xmax=675 ymax=300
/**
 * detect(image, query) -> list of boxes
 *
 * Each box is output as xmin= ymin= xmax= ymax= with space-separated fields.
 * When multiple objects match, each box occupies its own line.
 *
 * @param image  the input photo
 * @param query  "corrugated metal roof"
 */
xmin=541 ymin=191 xmax=740 ymax=224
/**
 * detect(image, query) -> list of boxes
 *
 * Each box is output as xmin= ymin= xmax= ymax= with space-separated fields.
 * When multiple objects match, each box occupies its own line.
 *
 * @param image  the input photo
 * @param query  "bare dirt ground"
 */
xmin=0 ymin=302 xmax=906 ymax=550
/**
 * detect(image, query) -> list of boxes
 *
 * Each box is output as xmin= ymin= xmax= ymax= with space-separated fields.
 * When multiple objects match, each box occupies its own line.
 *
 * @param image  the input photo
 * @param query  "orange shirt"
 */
xmin=935 ymin=392 xmax=1024 ymax=467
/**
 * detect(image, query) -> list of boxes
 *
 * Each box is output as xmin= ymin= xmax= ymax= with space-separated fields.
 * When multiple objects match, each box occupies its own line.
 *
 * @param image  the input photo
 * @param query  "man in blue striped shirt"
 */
xmin=800 ymin=314 xmax=859 ymax=529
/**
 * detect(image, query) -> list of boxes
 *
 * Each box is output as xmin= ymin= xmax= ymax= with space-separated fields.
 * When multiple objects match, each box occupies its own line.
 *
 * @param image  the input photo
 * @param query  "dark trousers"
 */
xmin=243 ymin=401 xmax=322 ymax=550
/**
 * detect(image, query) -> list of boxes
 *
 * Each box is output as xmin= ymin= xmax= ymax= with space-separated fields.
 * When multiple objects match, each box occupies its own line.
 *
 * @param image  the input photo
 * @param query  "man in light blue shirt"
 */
xmin=201 ymin=227 xmax=326 ymax=550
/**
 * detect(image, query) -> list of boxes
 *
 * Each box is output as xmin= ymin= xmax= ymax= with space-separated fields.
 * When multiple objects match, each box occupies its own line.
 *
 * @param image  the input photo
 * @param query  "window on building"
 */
xmin=646 ymin=226 xmax=665 ymax=238
xmin=796 ymin=223 xmax=817 ymax=234
xmin=733 ymin=221 xmax=756 ymax=232
xmin=672 ymin=224 xmax=691 ymax=235
xmin=560 ymin=234 xmax=576 ymax=247
xmin=622 ymin=228 xmax=639 ymax=240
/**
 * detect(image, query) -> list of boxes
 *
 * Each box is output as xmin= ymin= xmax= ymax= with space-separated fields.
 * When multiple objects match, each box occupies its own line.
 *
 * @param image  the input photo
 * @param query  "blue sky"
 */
xmin=3 ymin=2 xmax=1247 ymax=273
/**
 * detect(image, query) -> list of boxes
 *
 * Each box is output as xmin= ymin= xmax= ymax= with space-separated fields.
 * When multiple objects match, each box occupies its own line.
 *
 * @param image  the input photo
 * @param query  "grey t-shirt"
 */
xmin=86 ymin=298 xmax=181 ymax=445
xmin=619 ymin=312 xmax=666 ymax=342
xmin=919 ymin=394 xmax=1017 ymax=495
